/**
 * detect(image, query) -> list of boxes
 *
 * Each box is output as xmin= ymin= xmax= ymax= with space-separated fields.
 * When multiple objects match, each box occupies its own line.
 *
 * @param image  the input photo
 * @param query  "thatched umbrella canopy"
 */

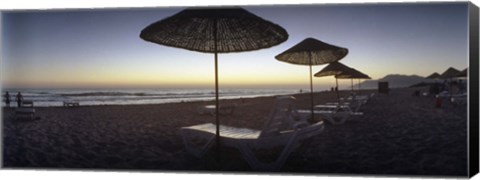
xmin=275 ymin=38 xmax=348 ymax=120
xmin=314 ymin=61 xmax=353 ymax=100
xmin=426 ymin=72 xmax=441 ymax=79
xmin=439 ymin=67 xmax=461 ymax=79
xmin=140 ymin=7 xmax=289 ymax=160
xmin=315 ymin=61 xmax=352 ymax=77
xmin=275 ymin=38 xmax=349 ymax=65
xmin=456 ymin=68 xmax=467 ymax=77
xmin=141 ymin=8 xmax=288 ymax=53
xmin=335 ymin=68 xmax=371 ymax=91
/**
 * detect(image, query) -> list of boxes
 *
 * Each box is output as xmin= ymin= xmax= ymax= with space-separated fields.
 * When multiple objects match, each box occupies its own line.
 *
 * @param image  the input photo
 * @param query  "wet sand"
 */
xmin=2 ymin=88 xmax=468 ymax=176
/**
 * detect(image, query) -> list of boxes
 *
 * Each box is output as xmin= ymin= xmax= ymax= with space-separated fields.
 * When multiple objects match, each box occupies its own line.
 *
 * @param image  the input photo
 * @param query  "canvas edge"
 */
xmin=468 ymin=1 xmax=479 ymax=178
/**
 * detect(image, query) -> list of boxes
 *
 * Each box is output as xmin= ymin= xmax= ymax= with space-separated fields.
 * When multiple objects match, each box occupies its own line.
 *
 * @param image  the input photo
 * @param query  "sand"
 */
xmin=1 ymin=88 xmax=468 ymax=176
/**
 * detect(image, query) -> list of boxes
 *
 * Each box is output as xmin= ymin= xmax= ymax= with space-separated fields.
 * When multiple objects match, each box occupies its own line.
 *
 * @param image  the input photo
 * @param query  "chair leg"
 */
xmin=320 ymin=113 xmax=347 ymax=125
xmin=333 ymin=112 xmax=350 ymax=124
xmin=353 ymin=103 xmax=362 ymax=112
xmin=180 ymin=130 xmax=215 ymax=158
xmin=237 ymin=134 xmax=298 ymax=171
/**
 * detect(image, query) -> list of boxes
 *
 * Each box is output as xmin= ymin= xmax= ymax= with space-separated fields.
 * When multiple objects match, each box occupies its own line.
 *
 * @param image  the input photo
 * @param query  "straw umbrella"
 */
xmin=438 ymin=67 xmax=461 ymax=97
xmin=426 ymin=72 xmax=441 ymax=79
xmin=140 ymin=7 xmax=288 ymax=160
xmin=275 ymin=38 xmax=348 ymax=120
xmin=314 ymin=61 xmax=353 ymax=101
xmin=456 ymin=68 xmax=467 ymax=77
xmin=439 ymin=67 xmax=461 ymax=79
xmin=456 ymin=68 xmax=467 ymax=93
xmin=335 ymin=67 xmax=371 ymax=91
xmin=425 ymin=72 xmax=443 ymax=95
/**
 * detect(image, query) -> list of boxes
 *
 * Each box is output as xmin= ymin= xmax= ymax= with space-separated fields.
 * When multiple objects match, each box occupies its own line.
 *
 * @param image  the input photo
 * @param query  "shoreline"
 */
xmin=2 ymin=86 xmax=379 ymax=108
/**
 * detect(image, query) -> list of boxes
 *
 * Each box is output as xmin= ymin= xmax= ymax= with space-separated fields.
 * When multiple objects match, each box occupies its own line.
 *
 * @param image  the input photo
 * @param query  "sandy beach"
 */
xmin=2 ymin=88 xmax=467 ymax=176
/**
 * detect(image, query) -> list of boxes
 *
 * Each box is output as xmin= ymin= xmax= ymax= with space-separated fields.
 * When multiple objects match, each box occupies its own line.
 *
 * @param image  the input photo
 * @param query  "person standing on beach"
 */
xmin=4 ymin=91 xmax=10 ymax=107
xmin=16 ymin=92 xmax=23 ymax=107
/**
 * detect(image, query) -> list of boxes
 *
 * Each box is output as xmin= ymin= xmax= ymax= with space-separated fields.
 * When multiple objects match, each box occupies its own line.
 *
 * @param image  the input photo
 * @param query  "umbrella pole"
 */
xmin=336 ymin=78 xmax=340 ymax=102
xmin=213 ymin=19 xmax=220 ymax=163
xmin=214 ymin=52 xmax=220 ymax=162
xmin=351 ymin=79 xmax=353 ymax=92
xmin=309 ymin=56 xmax=314 ymax=121
xmin=358 ymin=79 xmax=361 ymax=91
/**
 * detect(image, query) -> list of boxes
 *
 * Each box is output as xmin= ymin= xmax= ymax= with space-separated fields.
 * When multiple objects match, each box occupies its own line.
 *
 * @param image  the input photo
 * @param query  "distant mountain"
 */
xmin=357 ymin=74 xmax=435 ymax=89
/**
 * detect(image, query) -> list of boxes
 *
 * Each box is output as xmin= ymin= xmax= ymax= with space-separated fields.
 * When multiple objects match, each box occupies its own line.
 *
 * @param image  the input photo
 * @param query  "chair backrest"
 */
xmin=258 ymin=96 xmax=297 ymax=138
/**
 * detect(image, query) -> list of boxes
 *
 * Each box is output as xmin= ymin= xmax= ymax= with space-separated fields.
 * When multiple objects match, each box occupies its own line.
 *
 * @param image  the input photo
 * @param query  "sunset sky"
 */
xmin=1 ymin=2 xmax=469 ymax=90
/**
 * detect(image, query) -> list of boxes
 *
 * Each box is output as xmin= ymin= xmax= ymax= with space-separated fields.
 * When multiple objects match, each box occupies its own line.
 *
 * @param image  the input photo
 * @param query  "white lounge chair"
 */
xmin=449 ymin=93 xmax=467 ymax=105
xmin=304 ymin=93 xmax=374 ymax=124
xmin=295 ymin=108 xmax=352 ymax=125
xmin=298 ymin=96 xmax=369 ymax=125
xmin=334 ymin=93 xmax=374 ymax=109
xmin=345 ymin=94 xmax=370 ymax=104
xmin=197 ymin=104 xmax=236 ymax=116
xmin=436 ymin=91 xmax=467 ymax=104
xmin=63 ymin=101 xmax=80 ymax=107
xmin=180 ymin=96 xmax=324 ymax=170
xmin=15 ymin=108 xmax=35 ymax=120
xmin=295 ymin=97 xmax=369 ymax=125
xmin=15 ymin=100 xmax=35 ymax=120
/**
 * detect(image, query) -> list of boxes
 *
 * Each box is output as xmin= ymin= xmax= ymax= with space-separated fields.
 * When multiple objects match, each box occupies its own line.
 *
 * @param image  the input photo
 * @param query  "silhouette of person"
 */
xmin=4 ymin=91 xmax=10 ymax=107
xmin=16 ymin=92 xmax=23 ymax=107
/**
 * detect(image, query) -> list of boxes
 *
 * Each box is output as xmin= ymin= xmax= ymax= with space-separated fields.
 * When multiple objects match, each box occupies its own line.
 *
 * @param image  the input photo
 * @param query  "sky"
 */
xmin=1 ymin=2 xmax=469 ymax=90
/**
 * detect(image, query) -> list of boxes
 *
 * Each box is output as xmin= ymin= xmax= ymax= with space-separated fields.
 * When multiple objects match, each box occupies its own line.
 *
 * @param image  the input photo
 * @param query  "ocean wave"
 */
xmin=14 ymin=88 xmax=297 ymax=107
xmin=60 ymin=92 xmax=148 ymax=97
xmin=59 ymin=91 xmax=220 ymax=97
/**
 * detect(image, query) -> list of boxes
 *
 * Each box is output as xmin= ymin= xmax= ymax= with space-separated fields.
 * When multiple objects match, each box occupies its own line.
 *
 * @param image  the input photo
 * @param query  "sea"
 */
xmin=1 ymin=88 xmax=301 ymax=107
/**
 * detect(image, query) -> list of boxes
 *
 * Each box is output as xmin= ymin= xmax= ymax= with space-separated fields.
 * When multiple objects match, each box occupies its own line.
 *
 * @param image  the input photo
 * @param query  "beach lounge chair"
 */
xmin=15 ymin=100 xmax=35 ymax=120
xmin=323 ymin=93 xmax=375 ymax=113
xmin=295 ymin=94 xmax=373 ymax=125
xmin=320 ymin=102 xmax=363 ymax=114
xmin=296 ymin=95 xmax=369 ymax=125
xmin=449 ymin=93 xmax=467 ymax=105
xmin=63 ymin=101 xmax=80 ymax=107
xmin=295 ymin=108 xmax=352 ymax=125
xmin=15 ymin=108 xmax=35 ymax=120
xmin=437 ymin=91 xmax=467 ymax=105
xmin=197 ymin=104 xmax=236 ymax=116
xmin=180 ymin=96 xmax=324 ymax=170
xmin=338 ymin=93 xmax=374 ymax=105
xmin=321 ymin=93 xmax=373 ymax=114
